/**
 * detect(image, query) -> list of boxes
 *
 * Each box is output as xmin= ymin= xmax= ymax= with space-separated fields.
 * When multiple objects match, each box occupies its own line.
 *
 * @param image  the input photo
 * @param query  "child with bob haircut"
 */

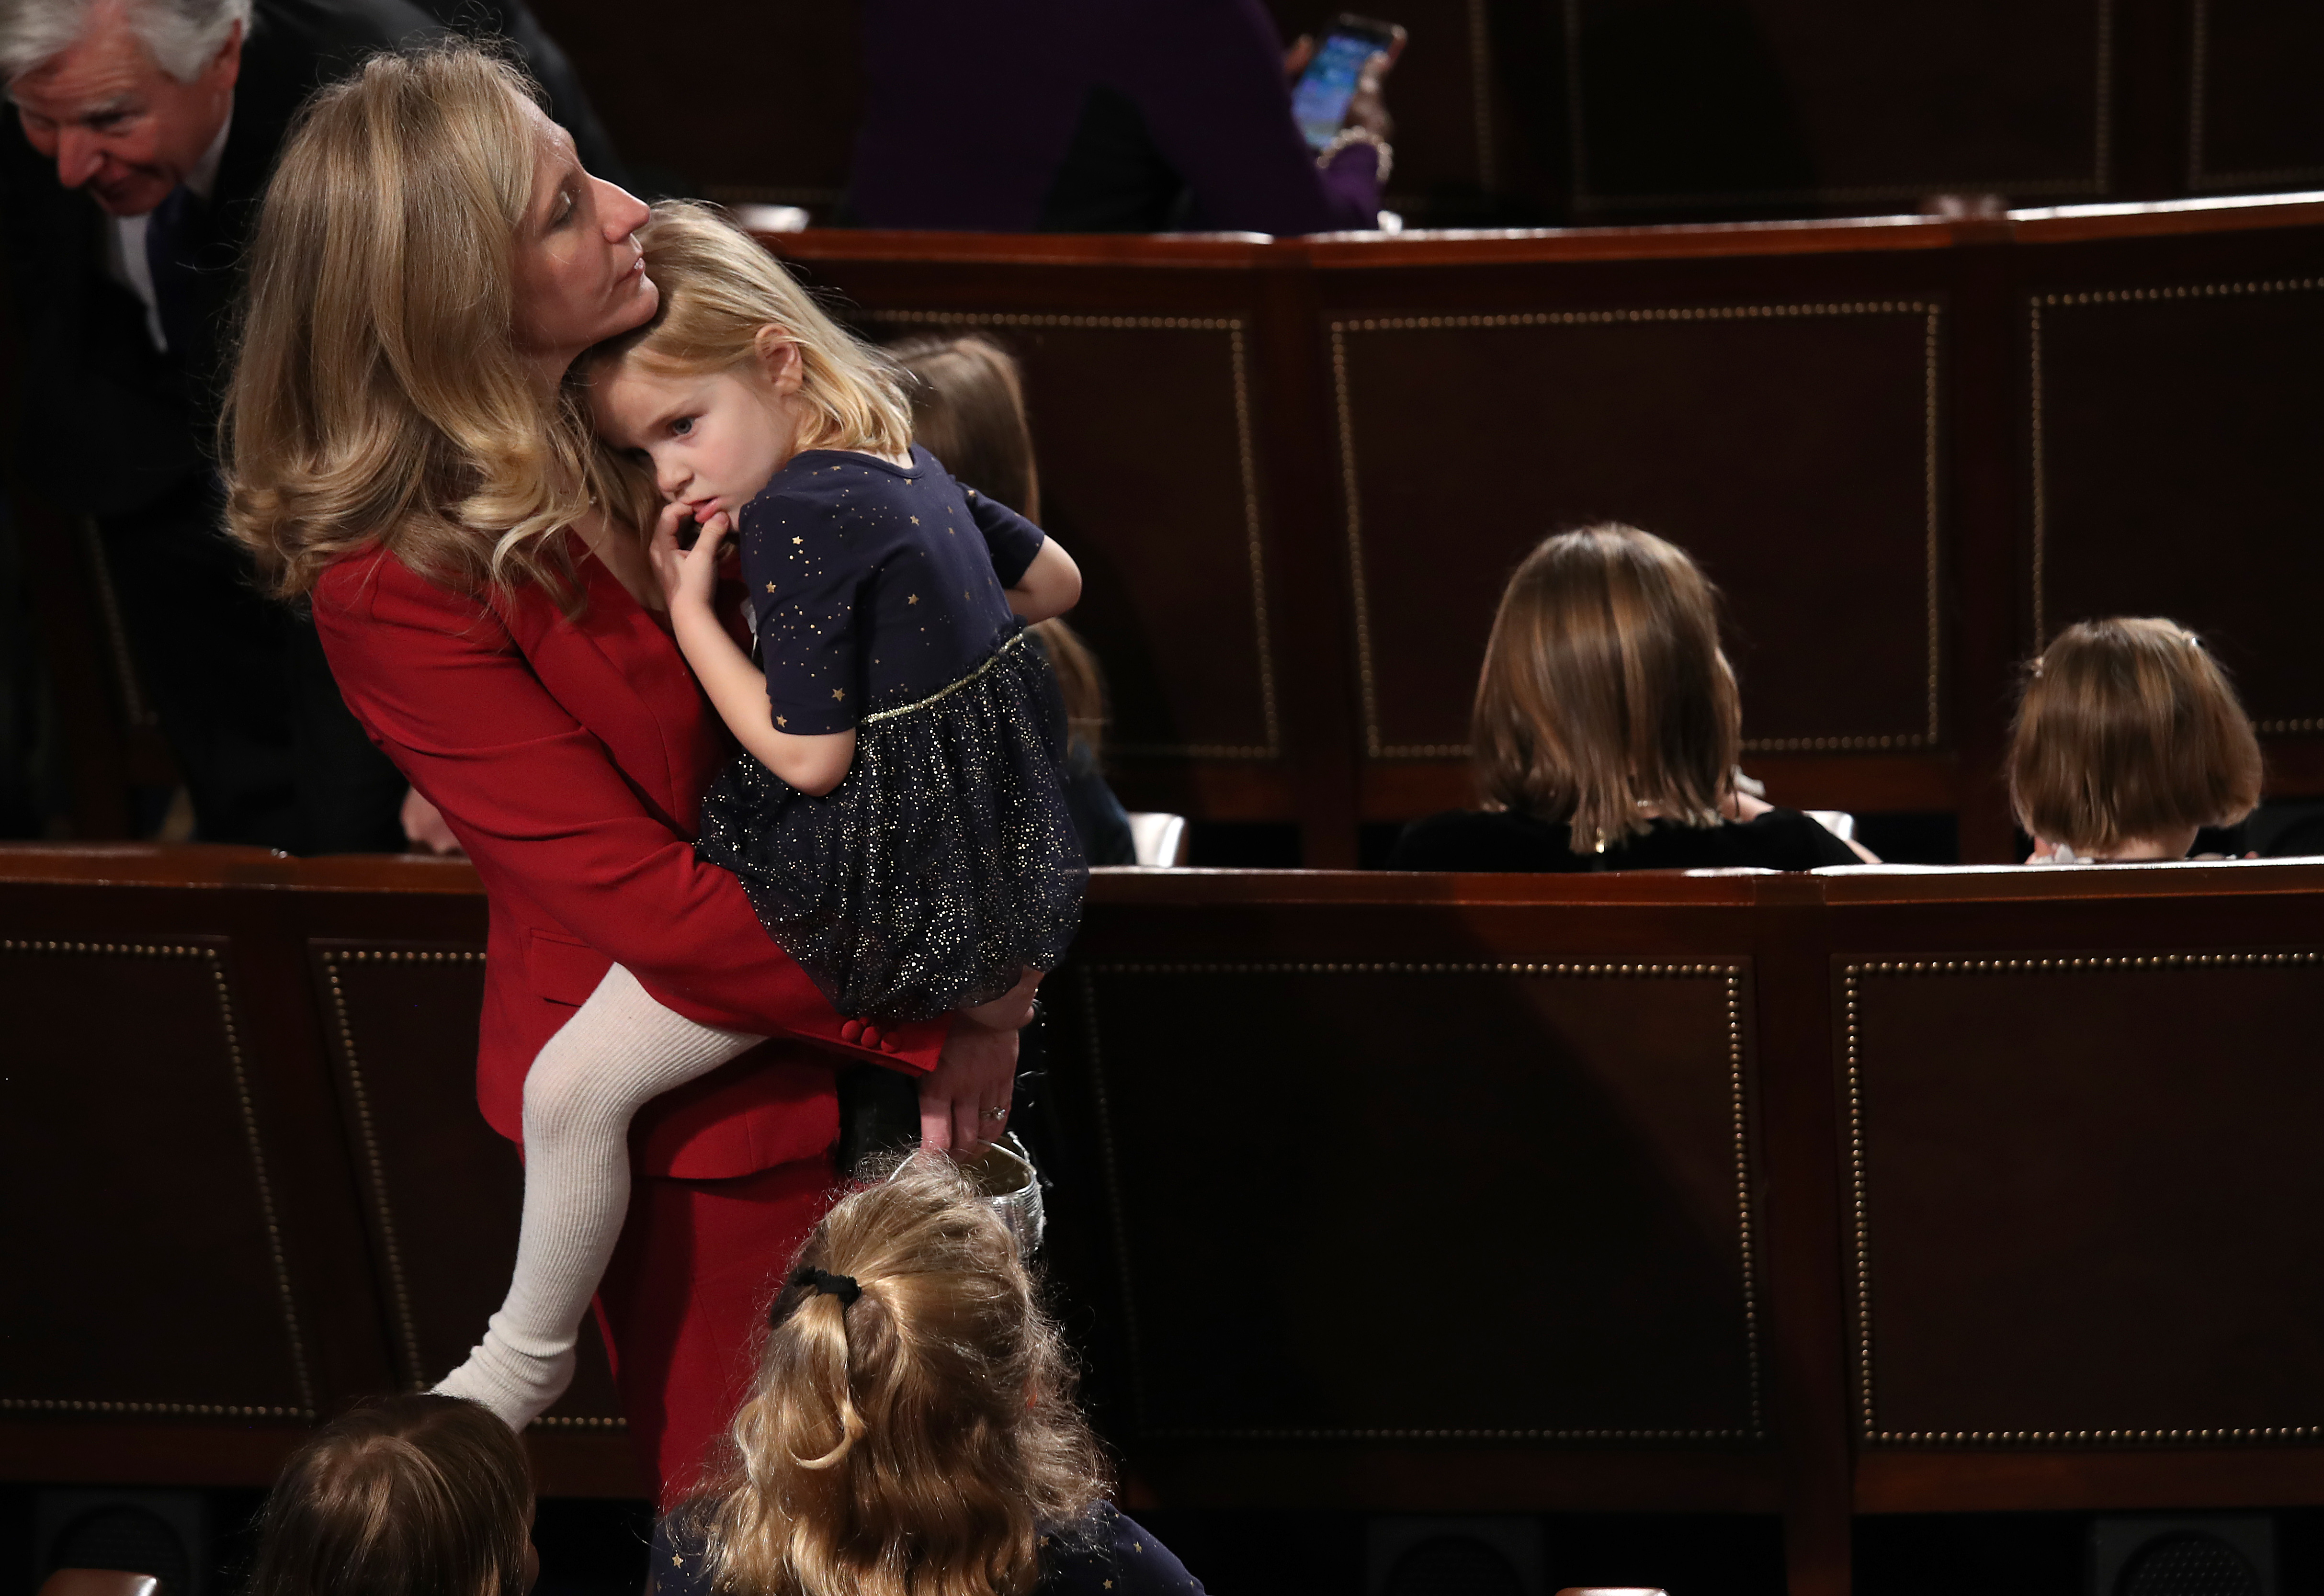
xmin=656 ymin=1154 xmax=1206 ymax=1596
xmin=1388 ymin=523 xmax=1868 ymax=872
xmin=2009 ymin=617 xmax=2262 ymax=863
xmin=436 ymin=204 xmax=1087 ymax=1430
xmin=246 ymin=1394 xmax=535 ymax=1596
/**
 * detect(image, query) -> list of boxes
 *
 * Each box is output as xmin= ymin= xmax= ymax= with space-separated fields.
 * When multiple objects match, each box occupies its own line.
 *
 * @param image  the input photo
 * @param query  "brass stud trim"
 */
xmin=862 ymin=309 xmax=1280 ymax=760
xmin=0 ymin=939 xmax=315 ymax=1420
xmin=1466 ymin=0 xmax=1496 ymax=192
xmin=532 ymin=1415 xmax=630 ymax=1430
xmin=1084 ymin=961 xmax=1763 ymax=1443
xmin=2031 ymin=276 xmax=2324 ymax=653
xmin=1845 ymin=950 xmax=2324 ymax=1445
xmin=0 ymin=1398 xmax=309 ymax=1418
xmin=1334 ymin=303 xmax=1943 ymax=759
xmin=318 ymin=947 xmax=478 ymax=1391
xmin=2185 ymin=0 xmax=2324 ymax=192
xmin=316 ymin=946 xmax=629 ymax=1430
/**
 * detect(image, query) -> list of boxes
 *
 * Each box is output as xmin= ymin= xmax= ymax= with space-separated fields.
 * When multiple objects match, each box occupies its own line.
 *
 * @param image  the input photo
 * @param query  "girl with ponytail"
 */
xmin=656 ymin=1155 xmax=1205 ymax=1596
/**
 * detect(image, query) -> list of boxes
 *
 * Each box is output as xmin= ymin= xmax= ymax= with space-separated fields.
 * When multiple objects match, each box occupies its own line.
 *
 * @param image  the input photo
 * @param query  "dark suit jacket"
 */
xmin=0 ymin=0 xmax=624 ymax=518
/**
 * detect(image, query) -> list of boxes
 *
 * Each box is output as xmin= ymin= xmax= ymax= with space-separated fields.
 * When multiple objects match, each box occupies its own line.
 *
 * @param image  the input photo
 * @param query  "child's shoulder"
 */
xmin=748 ymin=448 xmax=955 ymax=525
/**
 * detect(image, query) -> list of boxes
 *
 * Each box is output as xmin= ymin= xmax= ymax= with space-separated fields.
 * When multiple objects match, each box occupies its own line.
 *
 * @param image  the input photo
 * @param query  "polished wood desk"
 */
xmin=8 ymin=846 xmax=2324 ymax=1596
xmin=762 ymin=193 xmax=2324 ymax=865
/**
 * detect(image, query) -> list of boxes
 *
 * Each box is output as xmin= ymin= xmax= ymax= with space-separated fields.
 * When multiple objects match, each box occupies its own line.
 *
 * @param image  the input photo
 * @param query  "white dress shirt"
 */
xmin=98 ymin=110 xmax=233 ymax=354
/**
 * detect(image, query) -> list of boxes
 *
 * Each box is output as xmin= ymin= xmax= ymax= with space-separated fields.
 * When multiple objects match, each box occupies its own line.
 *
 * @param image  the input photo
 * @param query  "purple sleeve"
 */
xmin=964 ymin=487 xmax=1046 ymax=587
xmin=1319 ymin=142 xmax=1385 ymax=221
xmin=1107 ymin=0 xmax=1380 ymax=234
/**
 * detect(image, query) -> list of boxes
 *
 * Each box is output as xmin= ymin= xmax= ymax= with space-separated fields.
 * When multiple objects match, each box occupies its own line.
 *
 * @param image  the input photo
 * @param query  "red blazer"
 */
xmin=312 ymin=538 xmax=948 ymax=1181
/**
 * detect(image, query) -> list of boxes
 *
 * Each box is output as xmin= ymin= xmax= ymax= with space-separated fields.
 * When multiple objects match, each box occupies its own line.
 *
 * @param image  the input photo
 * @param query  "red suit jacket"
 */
xmin=312 ymin=538 xmax=947 ymax=1178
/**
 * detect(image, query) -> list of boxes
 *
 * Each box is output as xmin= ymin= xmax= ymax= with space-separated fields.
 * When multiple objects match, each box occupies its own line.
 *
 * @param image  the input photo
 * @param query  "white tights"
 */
xmin=434 ymin=965 xmax=760 ymax=1429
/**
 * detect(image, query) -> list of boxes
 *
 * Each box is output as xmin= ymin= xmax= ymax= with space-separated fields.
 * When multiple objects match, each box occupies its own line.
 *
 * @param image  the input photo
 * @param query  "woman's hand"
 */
xmin=1287 ymin=29 xmax=1406 ymax=142
xmin=400 ymin=785 xmax=463 ymax=856
xmin=1345 ymin=37 xmax=1404 ymax=141
xmin=646 ymin=501 xmax=731 ymax=616
xmin=918 ymin=996 xmax=1029 ymax=1155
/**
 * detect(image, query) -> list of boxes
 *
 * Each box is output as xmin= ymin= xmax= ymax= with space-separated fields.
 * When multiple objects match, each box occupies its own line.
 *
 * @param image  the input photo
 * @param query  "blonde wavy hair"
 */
xmin=1473 ymin=524 xmax=1742 ymax=854
xmin=223 ymin=44 xmax=627 ymax=609
xmin=683 ymin=1155 xmax=1107 ymax=1596
xmin=578 ymin=202 xmax=912 ymax=524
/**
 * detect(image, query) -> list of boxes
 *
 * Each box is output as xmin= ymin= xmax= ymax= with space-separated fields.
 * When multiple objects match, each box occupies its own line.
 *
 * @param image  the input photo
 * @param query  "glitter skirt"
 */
xmin=694 ymin=627 xmax=1088 ymax=1023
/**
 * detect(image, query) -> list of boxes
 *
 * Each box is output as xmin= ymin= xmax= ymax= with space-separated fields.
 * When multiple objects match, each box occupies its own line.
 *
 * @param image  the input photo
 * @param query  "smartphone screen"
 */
xmin=1292 ymin=27 xmax=1388 ymax=151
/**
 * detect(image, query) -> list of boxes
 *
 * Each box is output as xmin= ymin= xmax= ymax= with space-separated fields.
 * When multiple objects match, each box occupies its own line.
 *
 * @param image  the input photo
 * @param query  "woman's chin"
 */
xmin=609 ymin=272 xmax=660 ymax=334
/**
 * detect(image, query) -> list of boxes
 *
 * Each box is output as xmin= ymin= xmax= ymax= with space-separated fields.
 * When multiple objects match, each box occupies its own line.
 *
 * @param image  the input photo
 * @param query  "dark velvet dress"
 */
xmin=1386 ymin=805 xmax=1859 ymax=872
xmin=693 ymin=446 xmax=1086 ymax=1021
xmin=652 ymin=1501 xmax=1206 ymax=1596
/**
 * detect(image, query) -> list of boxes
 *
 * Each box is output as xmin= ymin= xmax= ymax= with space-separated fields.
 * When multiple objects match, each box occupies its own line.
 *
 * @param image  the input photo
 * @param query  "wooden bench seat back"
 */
xmin=770 ymin=199 xmax=2324 ymax=860
xmin=1821 ymin=862 xmax=2324 ymax=1512
xmin=1050 ymin=889 xmax=1767 ymax=1448
xmin=0 ymin=848 xmax=633 ymax=1494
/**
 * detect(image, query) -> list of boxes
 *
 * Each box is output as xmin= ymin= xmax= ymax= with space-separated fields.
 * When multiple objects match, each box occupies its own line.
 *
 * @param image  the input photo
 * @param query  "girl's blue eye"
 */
xmin=670 ymin=417 xmax=694 ymax=437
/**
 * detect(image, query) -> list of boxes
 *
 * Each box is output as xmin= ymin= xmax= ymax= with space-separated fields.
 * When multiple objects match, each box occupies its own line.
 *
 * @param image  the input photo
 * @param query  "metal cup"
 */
xmin=956 ymin=1132 xmax=1045 ymax=1254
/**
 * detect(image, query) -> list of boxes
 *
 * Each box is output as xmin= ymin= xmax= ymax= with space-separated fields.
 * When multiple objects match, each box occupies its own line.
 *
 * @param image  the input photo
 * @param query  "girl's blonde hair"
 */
xmin=579 ymin=202 xmax=913 ymax=530
xmin=247 ymin=1394 xmax=532 ymax=1596
xmin=2007 ymin=617 xmax=2262 ymax=854
xmin=223 ymin=43 xmax=623 ymax=611
xmin=885 ymin=332 xmax=1109 ymax=758
xmin=688 ymin=1155 xmax=1107 ymax=1596
xmin=1473 ymin=524 xmax=1741 ymax=854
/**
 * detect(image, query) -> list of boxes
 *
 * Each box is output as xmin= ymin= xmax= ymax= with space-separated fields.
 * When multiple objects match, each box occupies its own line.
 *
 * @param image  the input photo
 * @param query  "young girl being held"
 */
xmin=2009 ymin=617 xmax=2262 ymax=863
xmin=435 ymin=204 xmax=1087 ymax=1431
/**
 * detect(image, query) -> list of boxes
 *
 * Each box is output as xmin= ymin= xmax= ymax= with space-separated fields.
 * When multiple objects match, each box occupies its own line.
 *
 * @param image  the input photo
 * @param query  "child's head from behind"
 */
xmin=2008 ymin=617 xmax=2261 ymax=859
xmin=248 ymin=1394 xmax=533 ymax=1596
xmin=887 ymin=334 xmax=1040 ymax=520
xmin=582 ymin=203 xmax=913 ymax=527
xmin=700 ymin=1154 xmax=1104 ymax=1596
xmin=1474 ymin=523 xmax=1739 ymax=854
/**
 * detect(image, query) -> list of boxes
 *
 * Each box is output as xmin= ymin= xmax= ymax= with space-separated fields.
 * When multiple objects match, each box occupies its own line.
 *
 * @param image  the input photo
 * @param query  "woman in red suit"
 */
xmin=219 ymin=46 xmax=1021 ymax=1496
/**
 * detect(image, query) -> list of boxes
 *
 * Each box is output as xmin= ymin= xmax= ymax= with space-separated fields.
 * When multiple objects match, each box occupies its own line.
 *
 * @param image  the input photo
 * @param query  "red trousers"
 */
xmin=593 ymin=1156 xmax=837 ymax=1502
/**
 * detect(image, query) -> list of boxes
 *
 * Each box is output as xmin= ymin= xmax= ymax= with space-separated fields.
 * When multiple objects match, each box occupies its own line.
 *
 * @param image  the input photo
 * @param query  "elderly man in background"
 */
xmin=0 ymin=0 xmax=620 ymax=851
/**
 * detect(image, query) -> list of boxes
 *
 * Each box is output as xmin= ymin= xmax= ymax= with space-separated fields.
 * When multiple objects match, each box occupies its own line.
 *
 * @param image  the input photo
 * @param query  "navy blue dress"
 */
xmin=651 ymin=1500 xmax=1207 ymax=1596
xmin=693 ymin=445 xmax=1087 ymax=1021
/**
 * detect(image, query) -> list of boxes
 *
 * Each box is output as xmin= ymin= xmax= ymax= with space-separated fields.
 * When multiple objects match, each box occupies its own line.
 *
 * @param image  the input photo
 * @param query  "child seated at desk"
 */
xmin=2009 ymin=617 xmax=2261 ymax=864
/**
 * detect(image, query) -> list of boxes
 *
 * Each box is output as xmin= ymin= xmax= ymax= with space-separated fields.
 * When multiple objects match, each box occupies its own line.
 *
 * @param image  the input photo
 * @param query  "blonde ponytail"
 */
xmin=690 ymin=1156 xmax=1106 ymax=1596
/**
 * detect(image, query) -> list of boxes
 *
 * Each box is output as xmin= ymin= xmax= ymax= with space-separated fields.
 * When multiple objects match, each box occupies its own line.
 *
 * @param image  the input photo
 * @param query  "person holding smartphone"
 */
xmin=848 ymin=0 xmax=1405 ymax=234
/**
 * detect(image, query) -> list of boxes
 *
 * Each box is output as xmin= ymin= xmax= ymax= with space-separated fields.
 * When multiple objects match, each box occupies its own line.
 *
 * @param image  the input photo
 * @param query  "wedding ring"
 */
xmin=983 ymin=1106 xmax=1009 ymax=1121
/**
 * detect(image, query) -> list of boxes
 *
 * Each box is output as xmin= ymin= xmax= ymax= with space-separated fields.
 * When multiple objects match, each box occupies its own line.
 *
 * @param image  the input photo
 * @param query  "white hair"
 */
xmin=0 ymin=0 xmax=251 ymax=83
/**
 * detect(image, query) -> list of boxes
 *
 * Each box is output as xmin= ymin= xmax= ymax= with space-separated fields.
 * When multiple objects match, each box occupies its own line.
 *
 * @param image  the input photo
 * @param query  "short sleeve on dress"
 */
xmin=649 ymin=1514 xmax=714 ymax=1596
xmin=963 ymin=485 xmax=1046 ymax=587
xmin=739 ymin=486 xmax=868 ymax=736
xmin=1038 ymin=1502 xmax=1208 ymax=1594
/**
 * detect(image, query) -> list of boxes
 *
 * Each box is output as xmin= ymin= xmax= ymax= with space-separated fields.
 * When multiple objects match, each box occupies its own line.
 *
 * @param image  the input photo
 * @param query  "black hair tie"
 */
xmin=794 ymin=1267 xmax=862 ymax=1307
